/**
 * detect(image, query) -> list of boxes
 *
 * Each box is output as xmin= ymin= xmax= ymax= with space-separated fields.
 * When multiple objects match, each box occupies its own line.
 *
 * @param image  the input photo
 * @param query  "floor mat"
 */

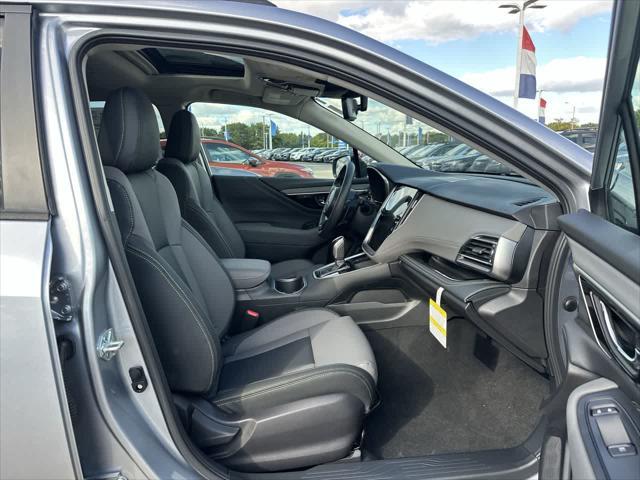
xmin=363 ymin=319 xmax=550 ymax=459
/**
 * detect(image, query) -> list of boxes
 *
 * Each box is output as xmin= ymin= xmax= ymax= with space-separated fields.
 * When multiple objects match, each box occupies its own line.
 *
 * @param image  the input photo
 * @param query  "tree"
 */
xmin=310 ymin=133 xmax=329 ymax=148
xmin=201 ymin=127 xmax=219 ymax=138
xmin=547 ymin=120 xmax=573 ymax=132
xmin=272 ymin=132 xmax=300 ymax=148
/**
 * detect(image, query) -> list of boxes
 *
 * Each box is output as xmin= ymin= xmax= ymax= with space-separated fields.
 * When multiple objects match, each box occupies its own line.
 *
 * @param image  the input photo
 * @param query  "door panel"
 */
xmin=559 ymin=2 xmax=640 ymax=479
xmin=263 ymin=176 xmax=369 ymax=210
xmin=566 ymin=378 xmax=640 ymax=480
xmin=212 ymin=175 xmax=327 ymax=261
xmin=560 ymin=211 xmax=640 ymax=379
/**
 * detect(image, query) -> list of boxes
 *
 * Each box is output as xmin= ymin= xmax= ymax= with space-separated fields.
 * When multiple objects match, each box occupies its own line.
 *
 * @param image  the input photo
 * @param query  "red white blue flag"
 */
xmin=518 ymin=26 xmax=537 ymax=99
xmin=538 ymin=97 xmax=547 ymax=124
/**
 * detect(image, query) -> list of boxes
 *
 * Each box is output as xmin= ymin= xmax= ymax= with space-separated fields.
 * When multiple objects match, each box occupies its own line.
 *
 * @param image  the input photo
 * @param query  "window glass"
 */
xmin=605 ymin=65 xmax=639 ymax=234
xmin=634 ymin=63 xmax=640 ymax=137
xmin=189 ymin=103 xmax=335 ymax=179
xmin=317 ymin=98 xmax=514 ymax=176
xmin=0 ymin=17 xmax=4 ymax=210
xmin=607 ymin=129 xmax=638 ymax=232
xmin=204 ymin=143 xmax=253 ymax=163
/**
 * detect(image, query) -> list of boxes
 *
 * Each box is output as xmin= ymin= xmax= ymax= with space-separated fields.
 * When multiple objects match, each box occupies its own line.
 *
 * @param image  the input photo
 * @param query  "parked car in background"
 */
xmin=161 ymin=138 xmax=314 ymax=178
xmin=301 ymin=147 xmax=324 ymax=161
xmin=560 ymin=128 xmax=598 ymax=152
xmin=289 ymin=147 xmax=315 ymax=161
xmin=272 ymin=147 xmax=295 ymax=161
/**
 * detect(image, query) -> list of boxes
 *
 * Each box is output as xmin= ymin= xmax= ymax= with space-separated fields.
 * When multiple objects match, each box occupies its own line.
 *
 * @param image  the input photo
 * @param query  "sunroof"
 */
xmin=141 ymin=48 xmax=245 ymax=77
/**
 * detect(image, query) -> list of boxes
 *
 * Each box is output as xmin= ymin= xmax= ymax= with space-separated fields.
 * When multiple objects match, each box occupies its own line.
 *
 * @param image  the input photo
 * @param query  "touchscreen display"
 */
xmin=364 ymin=186 xmax=418 ymax=252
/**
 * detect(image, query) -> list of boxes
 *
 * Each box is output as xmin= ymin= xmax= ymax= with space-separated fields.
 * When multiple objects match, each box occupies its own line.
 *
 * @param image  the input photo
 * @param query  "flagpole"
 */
xmin=513 ymin=7 xmax=524 ymax=109
xmin=502 ymin=1 xmax=547 ymax=109
xmin=268 ymin=114 xmax=272 ymax=150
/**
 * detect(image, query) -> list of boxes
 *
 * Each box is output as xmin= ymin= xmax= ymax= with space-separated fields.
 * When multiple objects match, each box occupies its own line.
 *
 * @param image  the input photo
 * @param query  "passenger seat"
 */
xmin=98 ymin=87 xmax=377 ymax=472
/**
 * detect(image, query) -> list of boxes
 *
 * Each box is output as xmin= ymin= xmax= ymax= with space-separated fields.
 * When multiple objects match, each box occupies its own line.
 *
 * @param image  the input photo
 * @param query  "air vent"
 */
xmin=513 ymin=196 xmax=544 ymax=206
xmin=456 ymin=235 xmax=499 ymax=273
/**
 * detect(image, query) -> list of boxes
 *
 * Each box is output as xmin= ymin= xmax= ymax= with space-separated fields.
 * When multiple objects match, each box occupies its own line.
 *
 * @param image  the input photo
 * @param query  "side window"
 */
xmin=190 ymin=103 xmax=335 ymax=180
xmin=606 ymin=66 xmax=639 ymax=233
xmin=0 ymin=17 xmax=4 ymax=209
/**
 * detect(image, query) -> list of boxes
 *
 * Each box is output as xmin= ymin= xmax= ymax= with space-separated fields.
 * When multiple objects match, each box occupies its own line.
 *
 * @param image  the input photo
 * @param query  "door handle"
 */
xmin=591 ymin=292 xmax=640 ymax=379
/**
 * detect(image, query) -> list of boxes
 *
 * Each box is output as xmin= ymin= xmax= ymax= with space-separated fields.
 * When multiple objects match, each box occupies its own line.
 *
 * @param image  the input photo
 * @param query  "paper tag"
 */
xmin=429 ymin=287 xmax=447 ymax=348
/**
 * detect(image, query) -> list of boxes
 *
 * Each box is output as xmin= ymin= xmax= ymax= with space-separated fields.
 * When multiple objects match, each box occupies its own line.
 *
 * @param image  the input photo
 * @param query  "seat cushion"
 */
xmin=215 ymin=309 xmax=377 ymax=415
xmin=270 ymin=258 xmax=317 ymax=279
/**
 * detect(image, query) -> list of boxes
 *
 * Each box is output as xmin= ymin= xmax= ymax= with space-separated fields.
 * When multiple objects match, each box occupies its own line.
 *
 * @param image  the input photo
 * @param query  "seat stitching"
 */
xmin=182 ymin=219 xmax=219 ymax=260
xmin=106 ymin=179 xmax=134 ymax=242
xmin=116 ymin=89 xmax=125 ymax=164
xmin=186 ymin=201 xmax=235 ymax=257
xmin=213 ymin=367 xmax=374 ymax=407
xmin=127 ymin=246 xmax=216 ymax=391
xmin=129 ymin=244 xmax=217 ymax=333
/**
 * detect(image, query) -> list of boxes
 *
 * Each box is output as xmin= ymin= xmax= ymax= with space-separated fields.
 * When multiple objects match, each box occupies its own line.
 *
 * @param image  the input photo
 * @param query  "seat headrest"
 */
xmin=164 ymin=110 xmax=201 ymax=163
xmin=98 ymin=87 xmax=161 ymax=173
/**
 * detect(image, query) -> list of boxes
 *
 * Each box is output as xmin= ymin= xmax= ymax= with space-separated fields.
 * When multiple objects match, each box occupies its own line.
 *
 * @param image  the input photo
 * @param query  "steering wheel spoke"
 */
xmin=318 ymin=160 xmax=355 ymax=237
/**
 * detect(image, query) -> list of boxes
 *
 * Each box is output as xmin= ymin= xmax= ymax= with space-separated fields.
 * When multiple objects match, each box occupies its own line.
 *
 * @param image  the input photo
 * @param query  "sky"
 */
xmin=191 ymin=0 xmax=614 ymax=140
xmin=276 ymin=0 xmax=613 ymax=124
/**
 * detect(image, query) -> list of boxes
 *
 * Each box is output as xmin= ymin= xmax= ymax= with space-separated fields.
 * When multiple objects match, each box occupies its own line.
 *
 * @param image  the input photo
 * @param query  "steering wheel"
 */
xmin=318 ymin=159 xmax=355 ymax=237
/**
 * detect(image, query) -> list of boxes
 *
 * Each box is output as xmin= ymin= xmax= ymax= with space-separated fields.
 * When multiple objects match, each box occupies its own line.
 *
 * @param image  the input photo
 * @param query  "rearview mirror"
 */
xmin=341 ymin=96 xmax=368 ymax=121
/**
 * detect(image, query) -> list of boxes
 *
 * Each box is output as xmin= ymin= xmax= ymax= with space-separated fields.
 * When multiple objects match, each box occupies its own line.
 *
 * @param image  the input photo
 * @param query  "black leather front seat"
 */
xmin=157 ymin=110 xmax=317 ymax=279
xmin=99 ymin=88 xmax=377 ymax=472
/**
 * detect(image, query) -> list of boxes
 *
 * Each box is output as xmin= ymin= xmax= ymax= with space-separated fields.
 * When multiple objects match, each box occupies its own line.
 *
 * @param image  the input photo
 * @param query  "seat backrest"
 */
xmin=98 ymin=87 xmax=234 ymax=396
xmin=158 ymin=110 xmax=246 ymax=259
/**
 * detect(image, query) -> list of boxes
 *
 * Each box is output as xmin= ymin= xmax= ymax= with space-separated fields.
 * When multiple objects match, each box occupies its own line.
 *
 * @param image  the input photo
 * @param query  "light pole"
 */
xmin=499 ymin=0 xmax=546 ymax=109
xmin=565 ymin=101 xmax=577 ymax=129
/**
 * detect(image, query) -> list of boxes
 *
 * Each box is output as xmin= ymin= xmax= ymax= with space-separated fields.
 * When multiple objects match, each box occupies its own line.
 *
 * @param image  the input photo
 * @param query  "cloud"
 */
xmin=460 ymin=56 xmax=606 ymax=122
xmin=277 ymin=0 xmax=612 ymax=44
xmin=461 ymin=56 xmax=606 ymax=95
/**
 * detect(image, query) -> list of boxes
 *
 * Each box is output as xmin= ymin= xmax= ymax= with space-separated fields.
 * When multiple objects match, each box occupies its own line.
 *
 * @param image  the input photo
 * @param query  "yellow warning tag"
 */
xmin=429 ymin=289 xmax=447 ymax=348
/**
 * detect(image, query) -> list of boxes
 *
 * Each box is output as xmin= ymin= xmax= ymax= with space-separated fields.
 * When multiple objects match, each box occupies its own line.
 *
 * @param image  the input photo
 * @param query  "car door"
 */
xmin=557 ymin=2 xmax=640 ymax=479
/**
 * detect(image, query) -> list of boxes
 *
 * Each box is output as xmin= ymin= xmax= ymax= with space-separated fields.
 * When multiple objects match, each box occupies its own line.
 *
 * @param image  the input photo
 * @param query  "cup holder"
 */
xmin=274 ymin=276 xmax=305 ymax=294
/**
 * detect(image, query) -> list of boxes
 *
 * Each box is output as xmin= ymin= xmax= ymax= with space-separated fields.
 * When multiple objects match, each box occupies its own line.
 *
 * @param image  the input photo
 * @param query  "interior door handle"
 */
xmin=591 ymin=293 xmax=640 ymax=379
xmin=597 ymin=300 xmax=639 ymax=363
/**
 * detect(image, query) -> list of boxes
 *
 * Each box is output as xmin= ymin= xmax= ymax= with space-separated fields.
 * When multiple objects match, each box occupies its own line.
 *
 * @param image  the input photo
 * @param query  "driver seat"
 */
xmin=157 ymin=110 xmax=316 ymax=279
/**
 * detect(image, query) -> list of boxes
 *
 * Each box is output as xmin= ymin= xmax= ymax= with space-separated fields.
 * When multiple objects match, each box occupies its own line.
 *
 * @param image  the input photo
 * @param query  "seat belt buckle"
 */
xmin=245 ymin=309 xmax=260 ymax=320
xmin=243 ymin=309 xmax=260 ymax=329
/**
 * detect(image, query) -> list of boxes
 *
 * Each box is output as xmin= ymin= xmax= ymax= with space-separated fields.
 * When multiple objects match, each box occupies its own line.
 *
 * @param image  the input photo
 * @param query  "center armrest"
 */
xmin=220 ymin=258 xmax=272 ymax=290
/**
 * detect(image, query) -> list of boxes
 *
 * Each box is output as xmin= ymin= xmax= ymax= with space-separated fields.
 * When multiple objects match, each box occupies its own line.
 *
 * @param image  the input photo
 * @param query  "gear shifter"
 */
xmin=332 ymin=236 xmax=346 ymax=268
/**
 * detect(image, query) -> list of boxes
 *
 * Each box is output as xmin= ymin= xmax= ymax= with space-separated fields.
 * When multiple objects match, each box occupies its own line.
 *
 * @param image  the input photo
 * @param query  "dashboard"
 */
xmin=363 ymin=164 xmax=563 ymax=370
xmin=364 ymin=164 xmax=561 ymax=282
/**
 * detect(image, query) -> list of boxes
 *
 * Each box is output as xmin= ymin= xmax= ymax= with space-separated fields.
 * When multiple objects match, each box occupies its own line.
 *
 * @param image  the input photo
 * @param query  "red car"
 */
xmin=161 ymin=138 xmax=314 ymax=178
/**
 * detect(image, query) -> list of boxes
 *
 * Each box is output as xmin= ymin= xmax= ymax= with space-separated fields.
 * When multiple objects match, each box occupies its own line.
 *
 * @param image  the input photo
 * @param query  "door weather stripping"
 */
xmin=97 ymin=328 xmax=124 ymax=361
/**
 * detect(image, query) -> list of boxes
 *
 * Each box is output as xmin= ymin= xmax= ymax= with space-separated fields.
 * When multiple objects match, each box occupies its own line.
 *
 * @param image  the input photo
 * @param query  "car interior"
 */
xmin=83 ymin=44 xmax=561 ymax=473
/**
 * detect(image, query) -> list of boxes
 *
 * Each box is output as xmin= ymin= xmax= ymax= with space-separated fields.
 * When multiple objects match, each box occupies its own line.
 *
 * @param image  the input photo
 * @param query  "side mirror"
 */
xmin=248 ymin=157 xmax=260 ymax=167
xmin=341 ymin=96 xmax=368 ymax=121
xmin=332 ymin=156 xmax=367 ymax=177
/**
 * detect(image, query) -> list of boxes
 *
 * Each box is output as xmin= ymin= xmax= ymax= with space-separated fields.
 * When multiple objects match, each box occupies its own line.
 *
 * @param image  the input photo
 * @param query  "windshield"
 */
xmin=318 ymin=98 xmax=514 ymax=175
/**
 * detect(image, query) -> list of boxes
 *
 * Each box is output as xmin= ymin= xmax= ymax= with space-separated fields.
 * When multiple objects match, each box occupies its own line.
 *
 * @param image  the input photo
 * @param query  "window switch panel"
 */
xmin=608 ymin=444 xmax=637 ymax=458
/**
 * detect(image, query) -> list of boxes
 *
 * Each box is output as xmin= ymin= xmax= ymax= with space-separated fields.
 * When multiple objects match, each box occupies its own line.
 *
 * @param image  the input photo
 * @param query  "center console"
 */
xmin=225 ymin=187 xmax=423 ymax=331
xmin=362 ymin=186 xmax=420 ymax=256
